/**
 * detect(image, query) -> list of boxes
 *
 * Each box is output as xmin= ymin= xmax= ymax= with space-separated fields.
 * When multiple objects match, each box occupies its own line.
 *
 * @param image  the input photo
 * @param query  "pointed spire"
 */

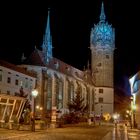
xmin=46 ymin=8 xmax=51 ymax=39
xmin=83 ymin=66 xmax=85 ymax=71
xmin=35 ymin=45 xmax=37 ymax=50
xmin=41 ymin=8 xmax=53 ymax=63
xmin=100 ymin=2 xmax=106 ymax=22
xmin=87 ymin=60 xmax=90 ymax=70
xmin=21 ymin=53 xmax=26 ymax=62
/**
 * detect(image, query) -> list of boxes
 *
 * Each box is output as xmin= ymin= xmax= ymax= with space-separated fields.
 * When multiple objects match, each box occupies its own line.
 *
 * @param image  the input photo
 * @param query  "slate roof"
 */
xmin=24 ymin=48 xmax=95 ymax=85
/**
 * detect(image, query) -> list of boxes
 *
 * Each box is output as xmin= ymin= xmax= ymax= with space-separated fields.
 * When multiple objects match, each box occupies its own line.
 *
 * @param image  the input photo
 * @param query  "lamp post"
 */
xmin=126 ymin=110 xmax=132 ymax=128
xmin=31 ymin=89 xmax=38 ymax=132
xmin=132 ymin=104 xmax=136 ymax=128
xmin=113 ymin=113 xmax=120 ymax=127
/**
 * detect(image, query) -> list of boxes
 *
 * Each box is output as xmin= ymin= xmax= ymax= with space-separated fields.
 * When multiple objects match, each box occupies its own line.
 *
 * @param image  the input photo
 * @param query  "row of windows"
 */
xmin=0 ymin=90 xmax=13 ymax=95
xmin=0 ymin=71 xmax=33 ymax=89
xmin=6 ymin=77 xmax=32 ymax=88
xmin=1 ymin=90 xmax=9 ymax=95
xmin=45 ymin=76 xmax=94 ymax=112
xmin=0 ymin=69 xmax=33 ymax=81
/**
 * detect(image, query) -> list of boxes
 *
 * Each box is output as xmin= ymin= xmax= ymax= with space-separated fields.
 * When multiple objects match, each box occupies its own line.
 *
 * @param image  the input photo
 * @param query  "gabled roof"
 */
xmin=0 ymin=60 xmax=36 ymax=78
xmin=24 ymin=48 xmax=95 ymax=85
xmin=24 ymin=48 xmax=45 ymax=66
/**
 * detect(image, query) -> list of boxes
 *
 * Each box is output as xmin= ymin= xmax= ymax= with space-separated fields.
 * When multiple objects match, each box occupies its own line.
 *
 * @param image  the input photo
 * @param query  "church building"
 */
xmin=19 ymin=2 xmax=115 ymax=122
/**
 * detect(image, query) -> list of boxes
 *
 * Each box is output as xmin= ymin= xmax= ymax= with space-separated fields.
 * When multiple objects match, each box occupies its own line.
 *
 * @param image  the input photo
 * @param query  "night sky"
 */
xmin=0 ymin=0 xmax=139 ymax=90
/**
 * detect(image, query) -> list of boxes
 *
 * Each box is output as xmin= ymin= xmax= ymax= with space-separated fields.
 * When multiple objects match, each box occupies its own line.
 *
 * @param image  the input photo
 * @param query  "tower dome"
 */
xmin=90 ymin=2 xmax=115 ymax=49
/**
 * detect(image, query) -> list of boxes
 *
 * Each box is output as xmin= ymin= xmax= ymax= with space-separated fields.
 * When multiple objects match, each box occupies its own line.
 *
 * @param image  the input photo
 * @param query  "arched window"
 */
xmin=0 ymin=69 xmax=2 ymax=82
xmin=86 ymin=87 xmax=90 ymax=111
xmin=92 ymin=89 xmax=95 ymax=111
xmin=57 ymin=78 xmax=63 ymax=109
xmin=54 ymin=74 xmax=63 ymax=110
xmin=46 ymin=74 xmax=52 ymax=111
xmin=67 ymin=79 xmax=71 ymax=102
xmin=67 ymin=80 xmax=74 ymax=103
xmin=70 ymin=82 xmax=74 ymax=100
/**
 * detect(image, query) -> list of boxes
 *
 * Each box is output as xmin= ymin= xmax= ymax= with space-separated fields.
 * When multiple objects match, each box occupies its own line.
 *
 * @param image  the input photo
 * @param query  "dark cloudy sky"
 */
xmin=0 ymin=0 xmax=139 ymax=87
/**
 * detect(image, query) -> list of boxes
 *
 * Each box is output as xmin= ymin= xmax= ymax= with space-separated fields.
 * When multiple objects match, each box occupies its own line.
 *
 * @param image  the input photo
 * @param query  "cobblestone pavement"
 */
xmin=1 ymin=123 xmax=140 ymax=140
xmin=0 ymin=123 xmax=113 ymax=140
xmin=103 ymin=124 xmax=140 ymax=140
xmin=127 ymin=128 xmax=140 ymax=140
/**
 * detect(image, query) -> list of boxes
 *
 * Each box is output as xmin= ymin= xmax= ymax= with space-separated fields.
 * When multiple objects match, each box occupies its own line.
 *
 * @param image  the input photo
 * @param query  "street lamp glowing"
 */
xmin=126 ymin=110 xmax=130 ymax=114
xmin=36 ymin=105 xmax=39 ymax=109
xmin=132 ymin=104 xmax=136 ymax=111
xmin=113 ymin=113 xmax=120 ymax=120
xmin=131 ymin=103 xmax=137 ymax=128
xmin=113 ymin=114 xmax=117 ymax=120
xmin=32 ymin=89 xmax=38 ymax=97
xmin=40 ymin=107 xmax=43 ymax=110
xmin=31 ymin=89 xmax=38 ymax=132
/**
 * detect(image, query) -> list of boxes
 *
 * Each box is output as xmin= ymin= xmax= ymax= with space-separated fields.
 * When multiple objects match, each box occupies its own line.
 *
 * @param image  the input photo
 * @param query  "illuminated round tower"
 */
xmin=90 ymin=2 xmax=115 ymax=116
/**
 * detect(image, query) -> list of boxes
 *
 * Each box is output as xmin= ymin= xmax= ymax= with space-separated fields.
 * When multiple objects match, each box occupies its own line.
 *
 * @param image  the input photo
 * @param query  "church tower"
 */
xmin=41 ymin=8 xmax=53 ymax=63
xmin=90 ymin=2 xmax=115 ymax=116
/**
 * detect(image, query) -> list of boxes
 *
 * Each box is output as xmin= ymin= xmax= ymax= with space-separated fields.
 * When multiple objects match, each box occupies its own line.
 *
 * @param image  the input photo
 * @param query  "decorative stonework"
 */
xmin=90 ymin=2 xmax=115 ymax=48
xmin=41 ymin=8 xmax=53 ymax=63
xmin=90 ymin=23 xmax=115 ymax=47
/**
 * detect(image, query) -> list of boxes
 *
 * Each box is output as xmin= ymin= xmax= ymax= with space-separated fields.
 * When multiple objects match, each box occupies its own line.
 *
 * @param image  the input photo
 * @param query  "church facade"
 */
xmin=19 ymin=3 xmax=115 ymax=121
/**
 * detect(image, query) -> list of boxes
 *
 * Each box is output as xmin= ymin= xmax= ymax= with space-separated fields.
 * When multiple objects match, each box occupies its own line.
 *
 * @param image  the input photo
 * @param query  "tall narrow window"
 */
xmin=0 ymin=70 xmax=2 ymax=81
xmin=15 ymin=79 xmax=18 ymax=85
xmin=67 ymin=80 xmax=71 ymax=102
xmin=99 ymin=97 xmax=103 ymax=103
xmin=7 ymin=77 xmax=11 ymax=83
xmin=67 ymin=80 xmax=73 ymax=102
xmin=47 ymin=75 xmax=52 ymax=111
xmin=86 ymin=88 xmax=90 ymax=110
xmin=99 ymin=88 xmax=103 ymax=93
xmin=58 ymin=80 xmax=63 ymax=109
xmin=68 ymin=81 xmax=74 ymax=102
xmin=55 ymin=74 xmax=63 ymax=110
xmin=92 ymin=90 xmax=94 ymax=111
xmin=71 ymin=83 xmax=74 ymax=100
xmin=25 ymin=78 xmax=28 ymax=88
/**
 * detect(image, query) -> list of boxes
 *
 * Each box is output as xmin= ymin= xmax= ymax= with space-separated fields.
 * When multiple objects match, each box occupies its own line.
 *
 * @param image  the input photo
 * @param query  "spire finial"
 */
xmin=48 ymin=7 xmax=50 ymax=12
xmin=46 ymin=8 xmax=50 ymax=34
xmin=21 ymin=53 xmax=26 ymax=62
xmin=41 ymin=7 xmax=53 ymax=63
xmin=87 ymin=60 xmax=90 ymax=70
xmin=100 ymin=2 xmax=106 ymax=22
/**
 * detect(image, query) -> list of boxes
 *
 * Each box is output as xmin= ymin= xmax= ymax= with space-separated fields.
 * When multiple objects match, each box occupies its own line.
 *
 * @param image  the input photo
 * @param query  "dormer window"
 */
xmin=75 ymin=71 xmax=79 ymax=77
xmin=65 ymin=66 xmax=70 ymax=71
xmin=0 ymin=69 xmax=2 ymax=81
xmin=54 ymin=61 xmax=59 ymax=69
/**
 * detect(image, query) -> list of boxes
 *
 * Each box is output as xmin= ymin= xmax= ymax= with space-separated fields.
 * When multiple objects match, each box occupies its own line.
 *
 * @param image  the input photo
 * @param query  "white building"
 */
xmin=0 ymin=60 xmax=36 ymax=124
xmin=129 ymin=72 xmax=140 ymax=129
xmin=19 ymin=2 xmax=115 ymax=122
